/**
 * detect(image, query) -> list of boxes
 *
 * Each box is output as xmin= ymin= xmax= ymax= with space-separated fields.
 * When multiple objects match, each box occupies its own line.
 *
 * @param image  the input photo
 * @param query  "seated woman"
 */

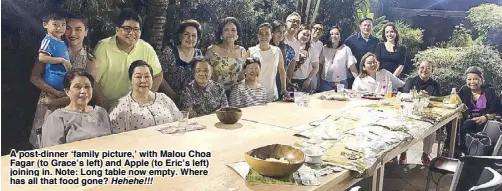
xmin=400 ymin=60 xmax=440 ymax=165
xmin=41 ymin=69 xmax=111 ymax=147
xmin=180 ymin=56 xmax=228 ymax=118
xmin=109 ymin=60 xmax=182 ymax=133
xmin=352 ymin=52 xmax=405 ymax=94
xmin=229 ymin=58 xmax=268 ymax=108
xmin=451 ymin=66 xmax=499 ymax=153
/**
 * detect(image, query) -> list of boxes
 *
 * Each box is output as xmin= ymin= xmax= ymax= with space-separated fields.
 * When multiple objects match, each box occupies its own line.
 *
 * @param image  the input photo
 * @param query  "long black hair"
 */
xmin=270 ymin=20 xmax=287 ymax=62
xmin=381 ymin=22 xmax=400 ymax=51
xmin=325 ymin=26 xmax=343 ymax=49
xmin=214 ymin=17 xmax=241 ymax=45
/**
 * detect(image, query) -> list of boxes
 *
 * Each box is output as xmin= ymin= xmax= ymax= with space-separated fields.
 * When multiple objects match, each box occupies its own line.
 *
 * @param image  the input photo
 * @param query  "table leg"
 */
xmin=448 ymin=116 xmax=460 ymax=157
xmin=436 ymin=129 xmax=441 ymax=156
xmin=371 ymin=163 xmax=384 ymax=191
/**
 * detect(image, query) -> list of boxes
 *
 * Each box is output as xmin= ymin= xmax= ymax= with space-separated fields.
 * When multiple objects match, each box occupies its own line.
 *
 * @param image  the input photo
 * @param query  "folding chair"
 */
xmin=448 ymin=156 xmax=502 ymax=191
xmin=469 ymin=167 xmax=502 ymax=191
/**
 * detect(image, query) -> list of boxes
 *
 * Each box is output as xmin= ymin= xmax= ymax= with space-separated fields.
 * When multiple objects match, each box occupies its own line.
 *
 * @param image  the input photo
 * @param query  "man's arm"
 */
xmin=159 ymin=79 xmax=178 ymax=101
xmin=152 ymin=73 xmax=163 ymax=92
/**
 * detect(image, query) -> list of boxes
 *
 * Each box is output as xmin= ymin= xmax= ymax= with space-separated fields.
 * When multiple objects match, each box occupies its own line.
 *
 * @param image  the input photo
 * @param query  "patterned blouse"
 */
xmin=229 ymin=82 xmax=268 ymax=108
xmin=180 ymin=80 xmax=228 ymax=117
xmin=109 ymin=92 xmax=182 ymax=133
xmin=209 ymin=47 xmax=245 ymax=91
xmin=70 ymin=48 xmax=92 ymax=70
xmin=284 ymin=44 xmax=295 ymax=67
xmin=159 ymin=46 xmax=203 ymax=96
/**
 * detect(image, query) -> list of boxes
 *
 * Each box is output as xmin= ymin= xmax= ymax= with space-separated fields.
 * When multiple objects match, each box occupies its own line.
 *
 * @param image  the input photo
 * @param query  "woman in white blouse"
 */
xmin=109 ymin=60 xmax=182 ymax=133
xmin=287 ymin=24 xmax=319 ymax=92
xmin=352 ymin=52 xmax=404 ymax=94
xmin=319 ymin=26 xmax=358 ymax=92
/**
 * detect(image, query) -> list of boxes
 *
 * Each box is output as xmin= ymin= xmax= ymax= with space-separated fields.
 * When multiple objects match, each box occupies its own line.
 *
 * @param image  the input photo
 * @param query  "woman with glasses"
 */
xmin=229 ymin=58 xmax=268 ymax=108
xmin=247 ymin=23 xmax=288 ymax=102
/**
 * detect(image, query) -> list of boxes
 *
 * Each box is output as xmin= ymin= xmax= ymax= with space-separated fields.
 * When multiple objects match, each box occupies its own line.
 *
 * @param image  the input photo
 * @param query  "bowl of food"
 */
xmin=244 ymin=144 xmax=305 ymax=177
xmin=216 ymin=107 xmax=242 ymax=124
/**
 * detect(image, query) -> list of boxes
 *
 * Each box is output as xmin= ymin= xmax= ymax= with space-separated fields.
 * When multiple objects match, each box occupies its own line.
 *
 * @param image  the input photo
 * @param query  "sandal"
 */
xmin=421 ymin=153 xmax=431 ymax=166
xmin=399 ymin=152 xmax=407 ymax=164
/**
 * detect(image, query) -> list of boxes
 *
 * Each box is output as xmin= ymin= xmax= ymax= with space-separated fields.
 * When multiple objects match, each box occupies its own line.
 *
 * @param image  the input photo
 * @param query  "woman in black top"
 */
xmin=401 ymin=60 xmax=440 ymax=165
xmin=374 ymin=22 xmax=407 ymax=77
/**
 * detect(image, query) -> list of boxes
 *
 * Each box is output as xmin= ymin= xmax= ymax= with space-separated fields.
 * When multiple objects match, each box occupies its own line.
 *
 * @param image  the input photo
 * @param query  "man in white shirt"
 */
xmin=284 ymin=12 xmax=301 ymax=65
xmin=310 ymin=23 xmax=324 ymax=91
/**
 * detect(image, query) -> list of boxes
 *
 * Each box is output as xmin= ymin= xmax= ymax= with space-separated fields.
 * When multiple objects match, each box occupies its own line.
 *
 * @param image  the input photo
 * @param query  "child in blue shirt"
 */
xmin=38 ymin=12 xmax=71 ymax=91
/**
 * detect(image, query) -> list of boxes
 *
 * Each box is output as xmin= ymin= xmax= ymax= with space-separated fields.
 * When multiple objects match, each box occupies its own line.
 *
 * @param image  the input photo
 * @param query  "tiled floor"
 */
xmin=348 ymin=141 xmax=454 ymax=191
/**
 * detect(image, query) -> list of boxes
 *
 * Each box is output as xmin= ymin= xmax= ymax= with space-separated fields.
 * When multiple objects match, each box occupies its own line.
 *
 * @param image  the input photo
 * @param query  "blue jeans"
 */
xmin=318 ymin=78 xmax=348 ymax=92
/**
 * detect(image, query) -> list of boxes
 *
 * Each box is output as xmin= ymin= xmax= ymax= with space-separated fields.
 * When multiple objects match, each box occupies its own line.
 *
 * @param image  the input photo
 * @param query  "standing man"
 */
xmin=344 ymin=18 xmax=380 ymax=88
xmin=94 ymin=9 xmax=163 ymax=108
xmin=310 ymin=23 xmax=324 ymax=91
xmin=284 ymin=12 xmax=302 ymax=83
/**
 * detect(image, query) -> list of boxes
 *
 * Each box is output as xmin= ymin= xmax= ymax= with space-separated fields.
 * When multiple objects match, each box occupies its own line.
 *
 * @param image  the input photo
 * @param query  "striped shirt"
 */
xmin=229 ymin=82 xmax=268 ymax=108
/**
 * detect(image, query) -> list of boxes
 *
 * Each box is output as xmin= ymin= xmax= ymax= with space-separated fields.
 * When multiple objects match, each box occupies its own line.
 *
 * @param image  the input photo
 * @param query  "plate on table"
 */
xmin=361 ymin=96 xmax=384 ymax=100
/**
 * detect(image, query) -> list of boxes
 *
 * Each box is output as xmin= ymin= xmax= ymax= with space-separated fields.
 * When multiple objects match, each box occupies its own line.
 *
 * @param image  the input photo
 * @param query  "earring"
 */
xmin=235 ymin=35 xmax=239 ymax=40
xmin=220 ymin=36 xmax=223 ymax=41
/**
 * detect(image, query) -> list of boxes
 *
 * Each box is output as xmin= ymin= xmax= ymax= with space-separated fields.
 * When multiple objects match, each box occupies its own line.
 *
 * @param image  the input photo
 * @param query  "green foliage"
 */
xmin=413 ymin=45 xmax=502 ymax=95
xmin=315 ymin=0 xmax=357 ymax=40
xmin=467 ymin=4 xmax=502 ymax=37
xmin=445 ymin=24 xmax=475 ymax=48
xmin=374 ymin=20 xmax=423 ymax=58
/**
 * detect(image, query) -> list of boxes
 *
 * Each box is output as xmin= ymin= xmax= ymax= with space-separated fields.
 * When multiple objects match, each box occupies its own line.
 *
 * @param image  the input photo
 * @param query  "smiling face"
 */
xmin=116 ymin=19 xmax=141 ymax=47
xmin=245 ymin=62 xmax=261 ymax=82
xmin=311 ymin=24 xmax=323 ymax=40
xmin=330 ymin=28 xmax=341 ymax=44
xmin=286 ymin=15 xmax=301 ymax=34
xmin=194 ymin=61 xmax=212 ymax=85
xmin=359 ymin=20 xmax=373 ymax=36
xmin=418 ymin=61 xmax=432 ymax=80
xmin=384 ymin=26 xmax=397 ymax=43
xmin=131 ymin=66 xmax=153 ymax=95
xmin=363 ymin=56 xmax=379 ymax=73
xmin=258 ymin=27 xmax=272 ymax=44
xmin=466 ymin=73 xmax=483 ymax=91
xmin=65 ymin=19 xmax=88 ymax=47
xmin=297 ymin=29 xmax=311 ymax=44
xmin=272 ymin=26 xmax=286 ymax=44
xmin=222 ymin=22 xmax=237 ymax=42
xmin=44 ymin=19 xmax=66 ymax=39
xmin=66 ymin=76 xmax=92 ymax=106
xmin=181 ymin=26 xmax=198 ymax=48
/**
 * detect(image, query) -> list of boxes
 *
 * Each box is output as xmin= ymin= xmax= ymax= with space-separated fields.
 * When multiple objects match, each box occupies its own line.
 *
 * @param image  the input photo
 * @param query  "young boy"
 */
xmin=38 ymin=12 xmax=72 ymax=108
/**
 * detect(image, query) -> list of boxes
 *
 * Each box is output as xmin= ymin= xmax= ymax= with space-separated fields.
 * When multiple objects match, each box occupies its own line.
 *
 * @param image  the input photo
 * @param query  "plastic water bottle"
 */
xmin=334 ymin=76 xmax=340 ymax=92
xmin=381 ymin=79 xmax=387 ymax=95
xmin=449 ymin=88 xmax=457 ymax=104
xmin=385 ymin=81 xmax=393 ymax=98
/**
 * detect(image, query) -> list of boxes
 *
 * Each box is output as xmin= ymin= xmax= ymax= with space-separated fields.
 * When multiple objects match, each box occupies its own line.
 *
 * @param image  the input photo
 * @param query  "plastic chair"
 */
xmin=483 ymin=121 xmax=502 ymax=148
xmin=448 ymin=156 xmax=502 ymax=191
xmin=469 ymin=167 xmax=502 ymax=191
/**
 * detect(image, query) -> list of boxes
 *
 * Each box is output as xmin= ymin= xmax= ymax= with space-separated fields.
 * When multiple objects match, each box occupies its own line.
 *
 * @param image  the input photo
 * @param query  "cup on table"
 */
xmin=178 ymin=111 xmax=190 ymax=133
xmin=336 ymin=84 xmax=345 ymax=93
xmin=294 ymin=91 xmax=304 ymax=106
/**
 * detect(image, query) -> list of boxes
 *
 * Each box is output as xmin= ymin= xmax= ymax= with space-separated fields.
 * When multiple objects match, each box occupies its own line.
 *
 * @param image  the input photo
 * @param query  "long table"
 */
xmin=1 ymin=95 xmax=461 ymax=191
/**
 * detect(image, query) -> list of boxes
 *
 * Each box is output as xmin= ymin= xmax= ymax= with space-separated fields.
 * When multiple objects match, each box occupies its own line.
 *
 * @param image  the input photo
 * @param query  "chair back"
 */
xmin=483 ymin=121 xmax=502 ymax=146
xmin=469 ymin=167 xmax=502 ymax=191
xmin=449 ymin=156 xmax=502 ymax=191
xmin=492 ymin=135 xmax=502 ymax=156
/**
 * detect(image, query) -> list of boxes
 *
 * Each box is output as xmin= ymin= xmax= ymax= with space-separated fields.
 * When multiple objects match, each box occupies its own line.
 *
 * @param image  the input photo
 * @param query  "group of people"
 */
xmin=28 ymin=9 xmax=502 ymax=166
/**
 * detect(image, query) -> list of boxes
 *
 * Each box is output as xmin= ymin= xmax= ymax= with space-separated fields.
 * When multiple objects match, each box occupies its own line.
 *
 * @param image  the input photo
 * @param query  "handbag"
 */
xmin=465 ymin=132 xmax=493 ymax=156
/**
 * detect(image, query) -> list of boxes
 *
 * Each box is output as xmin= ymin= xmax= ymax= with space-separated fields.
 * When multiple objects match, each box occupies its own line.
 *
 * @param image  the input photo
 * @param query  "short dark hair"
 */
xmin=257 ymin=22 xmax=272 ymax=33
xmin=190 ymin=56 xmax=211 ymax=72
xmin=326 ymin=26 xmax=343 ymax=49
xmin=381 ymin=22 xmax=400 ymax=47
xmin=215 ymin=17 xmax=241 ymax=45
xmin=115 ymin=8 xmax=142 ymax=28
xmin=128 ymin=60 xmax=153 ymax=80
xmin=244 ymin=57 xmax=262 ymax=69
xmin=176 ymin=19 xmax=202 ymax=45
xmin=359 ymin=17 xmax=373 ymax=24
xmin=63 ymin=69 xmax=95 ymax=90
xmin=42 ymin=12 xmax=65 ymax=23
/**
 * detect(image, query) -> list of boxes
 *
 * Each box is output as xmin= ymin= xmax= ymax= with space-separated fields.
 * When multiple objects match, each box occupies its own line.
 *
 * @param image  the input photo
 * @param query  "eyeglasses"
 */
xmin=287 ymin=19 xmax=300 ymax=24
xmin=313 ymin=27 xmax=323 ymax=31
xmin=119 ymin=26 xmax=141 ymax=33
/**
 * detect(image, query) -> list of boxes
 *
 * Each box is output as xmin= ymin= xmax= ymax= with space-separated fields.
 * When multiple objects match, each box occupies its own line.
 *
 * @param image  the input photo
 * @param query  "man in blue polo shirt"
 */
xmin=344 ymin=18 xmax=380 ymax=88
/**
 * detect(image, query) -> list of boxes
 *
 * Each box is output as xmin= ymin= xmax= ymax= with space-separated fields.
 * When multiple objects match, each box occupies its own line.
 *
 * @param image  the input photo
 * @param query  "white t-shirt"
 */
xmin=292 ymin=47 xmax=319 ymax=80
xmin=284 ymin=38 xmax=301 ymax=62
xmin=321 ymin=45 xmax=357 ymax=82
xmin=248 ymin=45 xmax=281 ymax=102
xmin=352 ymin=69 xmax=405 ymax=94
xmin=310 ymin=40 xmax=323 ymax=59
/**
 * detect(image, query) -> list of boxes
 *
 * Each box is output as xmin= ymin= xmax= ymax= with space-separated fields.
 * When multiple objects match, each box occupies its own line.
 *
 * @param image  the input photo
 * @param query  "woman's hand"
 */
xmin=472 ymin=116 xmax=488 ymax=124
xmin=302 ymin=78 xmax=311 ymax=90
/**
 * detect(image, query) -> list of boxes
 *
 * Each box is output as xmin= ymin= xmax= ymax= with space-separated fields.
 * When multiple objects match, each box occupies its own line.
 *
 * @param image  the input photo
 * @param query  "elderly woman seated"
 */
xmin=352 ymin=52 xmax=405 ymax=94
xmin=180 ymin=56 xmax=228 ymax=118
xmin=228 ymin=58 xmax=268 ymax=108
xmin=400 ymin=60 xmax=441 ymax=165
xmin=41 ymin=69 xmax=111 ymax=147
xmin=446 ymin=66 xmax=499 ymax=154
xmin=109 ymin=60 xmax=182 ymax=133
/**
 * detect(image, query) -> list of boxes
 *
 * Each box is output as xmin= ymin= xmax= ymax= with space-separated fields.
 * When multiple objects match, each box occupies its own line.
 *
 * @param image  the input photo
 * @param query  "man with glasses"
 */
xmin=284 ymin=12 xmax=302 ymax=76
xmin=310 ymin=23 xmax=324 ymax=91
xmin=344 ymin=18 xmax=380 ymax=89
xmin=94 ymin=9 xmax=163 ymax=107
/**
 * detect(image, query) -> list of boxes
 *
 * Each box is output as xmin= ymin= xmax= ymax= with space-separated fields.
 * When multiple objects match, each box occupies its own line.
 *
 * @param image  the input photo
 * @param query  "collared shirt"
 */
xmin=310 ymin=40 xmax=324 ymax=59
xmin=320 ymin=45 xmax=357 ymax=82
xmin=109 ymin=92 xmax=182 ymax=133
xmin=352 ymin=69 xmax=404 ymax=94
xmin=180 ymin=80 xmax=228 ymax=117
xmin=94 ymin=36 xmax=162 ymax=104
xmin=344 ymin=33 xmax=380 ymax=70
xmin=159 ymin=46 xmax=203 ymax=96
xmin=229 ymin=82 xmax=268 ymax=108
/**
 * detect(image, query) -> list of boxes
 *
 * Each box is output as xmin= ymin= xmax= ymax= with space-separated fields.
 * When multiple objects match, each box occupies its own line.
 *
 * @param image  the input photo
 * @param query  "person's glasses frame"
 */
xmin=119 ymin=26 xmax=141 ymax=34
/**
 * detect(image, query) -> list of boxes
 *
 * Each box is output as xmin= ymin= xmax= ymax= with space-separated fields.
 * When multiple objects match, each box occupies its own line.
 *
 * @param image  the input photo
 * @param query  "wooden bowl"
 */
xmin=244 ymin=144 xmax=305 ymax=177
xmin=216 ymin=107 xmax=242 ymax=124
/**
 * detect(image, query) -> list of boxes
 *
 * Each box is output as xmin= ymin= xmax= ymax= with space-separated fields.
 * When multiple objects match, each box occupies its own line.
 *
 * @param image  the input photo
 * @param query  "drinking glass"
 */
xmin=336 ymin=84 xmax=345 ymax=94
xmin=294 ymin=91 xmax=304 ymax=106
xmin=178 ymin=111 xmax=189 ymax=134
